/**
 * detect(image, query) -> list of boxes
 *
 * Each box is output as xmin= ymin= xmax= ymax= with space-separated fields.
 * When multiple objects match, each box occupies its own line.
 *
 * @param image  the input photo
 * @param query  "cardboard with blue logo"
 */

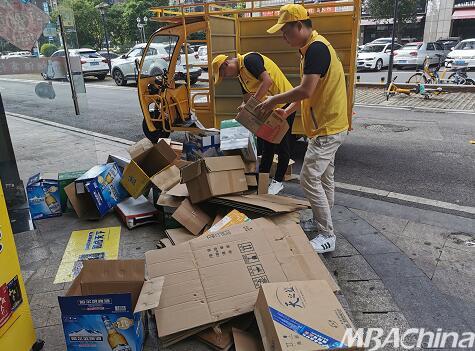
xmin=254 ymin=280 xmax=362 ymax=351
xmin=58 ymin=260 xmax=164 ymax=351
xmin=183 ymin=131 xmax=221 ymax=161
xmin=26 ymin=172 xmax=62 ymax=220
xmin=74 ymin=163 xmax=128 ymax=217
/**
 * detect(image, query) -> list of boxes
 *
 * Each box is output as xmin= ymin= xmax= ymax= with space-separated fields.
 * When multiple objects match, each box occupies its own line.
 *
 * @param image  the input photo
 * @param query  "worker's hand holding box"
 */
xmin=236 ymin=96 xmax=289 ymax=144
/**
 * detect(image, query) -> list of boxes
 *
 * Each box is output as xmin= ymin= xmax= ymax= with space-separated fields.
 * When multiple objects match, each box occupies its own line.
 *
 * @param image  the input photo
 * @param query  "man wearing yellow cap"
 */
xmin=212 ymin=52 xmax=297 ymax=195
xmin=258 ymin=4 xmax=348 ymax=253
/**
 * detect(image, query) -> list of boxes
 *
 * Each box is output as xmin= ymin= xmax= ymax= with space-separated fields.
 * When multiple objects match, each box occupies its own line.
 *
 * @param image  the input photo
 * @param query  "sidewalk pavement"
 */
xmin=356 ymin=87 xmax=475 ymax=112
xmin=7 ymin=114 xmax=475 ymax=351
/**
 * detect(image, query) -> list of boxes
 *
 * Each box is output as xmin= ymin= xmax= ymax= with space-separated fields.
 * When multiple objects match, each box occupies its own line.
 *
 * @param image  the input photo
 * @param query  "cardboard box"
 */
xmin=26 ymin=172 xmax=62 ymax=220
xmin=145 ymin=218 xmax=338 ymax=337
xmin=233 ymin=328 xmax=264 ymax=351
xmin=236 ymin=96 xmax=289 ymax=144
xmin=181 ymin=156 xmax=248 ymax=203
xmin=184 ymin=131 xmax=220 ymax=161
xmin=58 ymin=170 xmax=87 ymax=212
xmin=172 ymin=198 xmax=211 ymax=235
xmin=205 ymin=209 xmax=250 ymax=235
xmin=255 ymin=280 xmax=360 ymax=351
xmin=220 ymin=119 xmax=257 ymax=162
xmin=165 ymin=227 xmax=195 ymax=245
xmin=74 ymin=163 xmax=129 ymax=217
xmin=116 ymin=196 xmax=160 ymax=229
xmin=58 ymin=260 xmax=164 ymax=351
xmin=207 ymin=194 xmax=310 ymax=217
xmin=121 ymin=140 xmax=178 ymax=198
xmin=128 ymin=138 xmax=183 ymax=159
xmin=258 ymin=173 xmax=270 ymax=195
xmin=107 ymin=154 xmax=130 ymax=172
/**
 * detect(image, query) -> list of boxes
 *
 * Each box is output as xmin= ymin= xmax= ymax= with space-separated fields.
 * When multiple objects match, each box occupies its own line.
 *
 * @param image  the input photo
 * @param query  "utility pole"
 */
xmin=96 ymin=2 xmax=111 ymax=74
xmin=386 ymin=0 xmax=399 ymax=88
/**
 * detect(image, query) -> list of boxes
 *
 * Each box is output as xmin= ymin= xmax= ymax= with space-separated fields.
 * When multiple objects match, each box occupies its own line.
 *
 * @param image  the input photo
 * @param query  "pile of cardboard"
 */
xmin=27 ymin=129 xmax=361 ymax=350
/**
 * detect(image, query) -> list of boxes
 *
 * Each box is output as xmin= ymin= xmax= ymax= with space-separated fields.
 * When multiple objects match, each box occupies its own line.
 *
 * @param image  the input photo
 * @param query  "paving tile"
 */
xmin=383 ymin=276 xmax=472 ymax=332
xmin=120 ymin=240 xmax=162 ymax=259
xmin=445 ymin=232 xmax=475 ymax=253
xmin=35 ymin=325 xmax=67 ymax=349
xmin=332 ymin=205 xmax=361 ymax=222
xmin=437 ymin=246 xmax=475 ymax=277
xmin=12 ymin=229 xmax=43 ymax=250
xmin=401 ymin=221 xmax=451 ymax=243
xmin=349 ymin=208 xmax=409 ymax=241
xmin=339 ymin=280 xmax=399 ymax=313
xmin=324 ymin=233 xmax=359 ymax=258
xmin=46 ymin=306 xmax=62 ymax=326
xmin=365 ymin=252 xmax=426 ymax=279
xmin=31 ymin=307 xmax=52 ymax=329
xmin=325 ymin=255 xmax=379 ymax=281
xmin=27 ymin=277 xmax=65 ymax=295
xmin=18 ymin=245 xmax=50 ymax=266
xmin=393 ymin=235 xmax=444 ymax=278
xmin=352 ymin=311 xmax=419 ymax=351
xmin=30 ymin=290 xmax=67 ymax=309
xmin=334 ymin=217 xmax=380 ymax=238
xmin=346 ymin=233 xmax=401 ymax=255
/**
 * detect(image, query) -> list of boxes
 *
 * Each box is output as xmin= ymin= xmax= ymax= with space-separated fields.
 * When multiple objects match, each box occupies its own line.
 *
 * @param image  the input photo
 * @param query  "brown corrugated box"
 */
xmin=181 ymin=155 xmax=248 ymax=203
xmin=254 ymin=280 xmax=362 ymax=351
xmin=145 ymin=218 xmax=338 ymax=338
xmin=236 ymin=96 xmax=289 ymax=144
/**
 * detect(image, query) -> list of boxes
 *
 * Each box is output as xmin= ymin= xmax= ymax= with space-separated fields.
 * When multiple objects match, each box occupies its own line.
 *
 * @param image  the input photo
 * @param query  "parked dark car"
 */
xmin=98 ymin=50 xmax=120 ymax=65
xmin=436 ymin=37 xmax=461 ymax=51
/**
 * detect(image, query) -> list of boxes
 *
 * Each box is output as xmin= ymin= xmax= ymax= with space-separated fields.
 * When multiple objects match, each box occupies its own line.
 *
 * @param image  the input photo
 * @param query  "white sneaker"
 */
xmin=300 ymin=218 xmax=318 ymax=232
xmin=310 ymin=234 xmax=336 ymax=253
xmin=267 ymin=180 xmax=284 ymax=195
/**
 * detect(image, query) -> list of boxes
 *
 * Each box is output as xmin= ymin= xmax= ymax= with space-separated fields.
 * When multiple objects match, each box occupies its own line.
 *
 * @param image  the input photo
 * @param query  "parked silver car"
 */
xmin=394 ymin=42 xmax=447 ymax=69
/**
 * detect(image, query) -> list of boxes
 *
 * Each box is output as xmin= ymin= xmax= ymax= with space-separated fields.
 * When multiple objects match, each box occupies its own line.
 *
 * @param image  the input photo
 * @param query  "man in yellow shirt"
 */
xmin=212 ymin=52 xmax=296 ymax=194
xmin=258 ymin=4 xmax=349 ymax=253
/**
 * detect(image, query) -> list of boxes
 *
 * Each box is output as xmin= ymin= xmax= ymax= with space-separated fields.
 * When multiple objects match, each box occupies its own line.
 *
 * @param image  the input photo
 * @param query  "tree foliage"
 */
xmin=51 ymin=0 xmax=167 ymax=51
xmin=364 ymin=0 xmax=424 ymax=37
xmin=40 ymin=43 xmax=58 ymax=57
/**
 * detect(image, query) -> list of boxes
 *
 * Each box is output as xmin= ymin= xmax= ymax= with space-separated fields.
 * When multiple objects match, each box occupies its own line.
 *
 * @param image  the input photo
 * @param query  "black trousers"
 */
xmin=258 ymin=112 xmax=295 ymax=182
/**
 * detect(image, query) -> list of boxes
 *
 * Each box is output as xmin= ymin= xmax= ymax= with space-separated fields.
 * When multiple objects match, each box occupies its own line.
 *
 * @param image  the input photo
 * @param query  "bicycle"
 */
xmin=387 ymin=76 xmax=449 ymax=100
xmin=407 ymin=57 xmax=474 ymax=85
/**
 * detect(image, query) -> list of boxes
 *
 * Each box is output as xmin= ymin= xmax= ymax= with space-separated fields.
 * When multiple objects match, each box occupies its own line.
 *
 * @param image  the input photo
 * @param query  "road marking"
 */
xmin=335 ymin=181 xmax=475 ymax=215
xmin=355 ymin=103 xmax=475 ymax=115
xmin=7 ymin=110 xmax=475 ymax=215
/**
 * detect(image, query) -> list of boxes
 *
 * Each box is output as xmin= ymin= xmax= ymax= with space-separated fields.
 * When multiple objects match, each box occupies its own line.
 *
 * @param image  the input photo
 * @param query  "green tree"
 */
xmin=40 ymin=43 xmax=58 ymax=57
xmin=364 ymin=0 xmax=424 ymax=39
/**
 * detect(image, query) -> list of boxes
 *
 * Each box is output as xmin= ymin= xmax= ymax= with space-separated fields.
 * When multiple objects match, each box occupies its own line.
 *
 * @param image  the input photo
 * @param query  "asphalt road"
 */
xmin=1 ymin=75 xmax=474 ymax=207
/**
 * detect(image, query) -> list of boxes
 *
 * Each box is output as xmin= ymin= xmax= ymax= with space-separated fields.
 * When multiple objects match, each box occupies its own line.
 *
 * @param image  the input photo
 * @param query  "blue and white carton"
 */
xmin=58 ymin=260 xmax=162 ymax=351
xmin=26 ymin=172 xmax=62 ymax=220
xmin=75 ymin=163 xmax=128 ymax=217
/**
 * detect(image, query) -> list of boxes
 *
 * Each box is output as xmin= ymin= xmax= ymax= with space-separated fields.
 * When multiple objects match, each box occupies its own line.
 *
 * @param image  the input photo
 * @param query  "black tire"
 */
xmin=407 ymin=73 xmax=427 ymax=84
xmin=150 ymin=67 xmax=163 ymax=76
xmin=96 ymin=74 xmax=106 ymax=81
xmin=112 ymin=69 xmax=127 ymax=86
xmin=190 ymin=77 xmax=199 ymax=85
xmin=374 ymin=59 xmax=383 ymax=72
xmin=465 ymin=78 xmax=475 ymax=85
xmin=142 ymin=118 xmax=170 ymax=144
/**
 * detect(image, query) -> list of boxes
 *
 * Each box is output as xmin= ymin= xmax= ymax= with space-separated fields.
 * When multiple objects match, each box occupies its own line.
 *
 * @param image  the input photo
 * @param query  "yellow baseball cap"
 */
xmin=212 ymin=54 xmax=228 ymax=85
xmin=267 ymin=4 xmax=310 ymax=34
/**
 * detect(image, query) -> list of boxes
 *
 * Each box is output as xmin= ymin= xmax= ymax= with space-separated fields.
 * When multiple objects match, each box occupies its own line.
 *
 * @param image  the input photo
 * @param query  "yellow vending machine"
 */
xmin=0 ymin=181 xmax=40 ymax=350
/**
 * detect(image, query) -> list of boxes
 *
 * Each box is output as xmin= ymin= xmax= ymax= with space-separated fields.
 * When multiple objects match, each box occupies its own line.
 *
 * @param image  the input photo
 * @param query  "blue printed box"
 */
xmin=26 ymin=172 xmax=62 ymax=220
xmin=58 ymin=260 xmax=160 ymax=351
xmin=75 ymin=163 xmax=128 ymax=217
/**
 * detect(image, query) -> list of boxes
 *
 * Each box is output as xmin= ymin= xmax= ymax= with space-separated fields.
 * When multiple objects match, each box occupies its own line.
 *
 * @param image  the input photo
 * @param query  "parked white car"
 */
xmin=111 ymin=43 xmax=202 ymax=86
xmin=445 ymin=39 xmax=475 ymax=69
xmin=394 ymin=42 xmax=446 ymax=69
xmin=197 ymin=45 xmax=208 ymax=70
xmin=47 ymin=49 xmax=109 ymax=80
xmin=357 ymin=43 xmax=402 ymax=71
